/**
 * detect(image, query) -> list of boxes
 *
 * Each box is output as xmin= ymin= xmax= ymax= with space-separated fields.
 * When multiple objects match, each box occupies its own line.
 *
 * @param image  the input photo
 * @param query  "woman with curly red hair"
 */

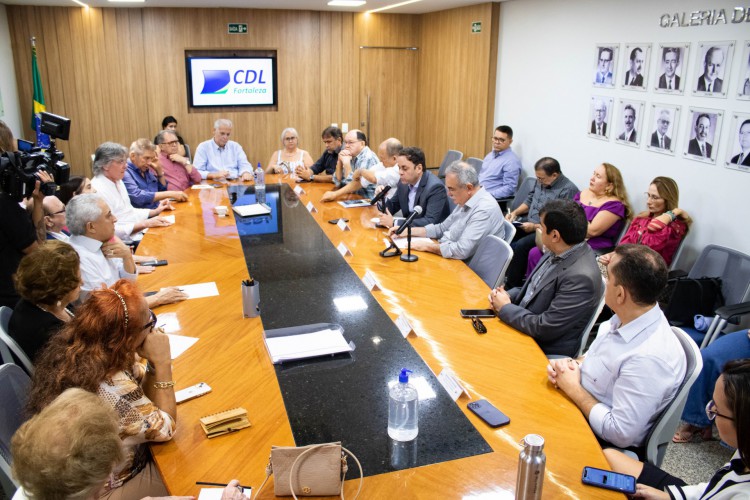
xmin=26 ymin=279 xmax=176 ymax=499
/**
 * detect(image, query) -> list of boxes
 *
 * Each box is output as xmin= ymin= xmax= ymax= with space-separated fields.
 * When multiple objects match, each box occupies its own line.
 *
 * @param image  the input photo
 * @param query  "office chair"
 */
xmin=436 ymin=150 xmax=463 ymax=179
xmin=468 ymin=235 xmax=513 ymax=289
xmin=466 ymin=157 xmax=483 ymax=177
xmin=0 ymin=363 xmax=31 ymax=498
xmin=0 ymin=307 xmax=34 ymax=375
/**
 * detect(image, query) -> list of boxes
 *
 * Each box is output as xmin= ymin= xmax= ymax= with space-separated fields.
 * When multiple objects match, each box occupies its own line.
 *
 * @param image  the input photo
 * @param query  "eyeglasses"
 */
xmin=644 ymin=192 xmax=663 ymax=201
xmin=164 ymin=140 xmax=180 ymax=146
xmin=491 ymin=136 xmax=507 ymax=143
xmin=284 ymin=137 xmax=298 ymax=141
xmin=706 ymin=400 xmax=733 ymax=421
xmin=143 ymin=310 xmax=157 ymax=332
xmin=47 ymin=208 xmax=66 ymax=216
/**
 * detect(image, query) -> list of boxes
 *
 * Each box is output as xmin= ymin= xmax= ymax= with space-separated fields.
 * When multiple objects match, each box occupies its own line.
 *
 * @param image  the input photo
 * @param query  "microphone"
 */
xmin=395 ymin=205 xmax=423 ymax=235
xmin=370 ymin=185 xmax=392 ymax=207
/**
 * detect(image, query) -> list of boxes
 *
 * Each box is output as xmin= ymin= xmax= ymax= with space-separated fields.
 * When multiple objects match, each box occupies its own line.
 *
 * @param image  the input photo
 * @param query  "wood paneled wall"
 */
xmin=417 ymin=3 xmax=500 ymax=166
xmin=7 ymin=4 xmax=498 ymax=176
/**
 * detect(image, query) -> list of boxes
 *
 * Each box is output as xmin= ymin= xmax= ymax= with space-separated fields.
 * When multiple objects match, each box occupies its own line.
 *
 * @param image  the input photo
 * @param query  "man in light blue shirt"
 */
xmin=547 ymin=244 xmax=686 ymax=452
xmin=391 ymin=161 xmax=504 ymax=261
xmin=193 ymin=119 xmax=253 ymax=181
xmin=478 ymin=125 xmax=522 ymax=200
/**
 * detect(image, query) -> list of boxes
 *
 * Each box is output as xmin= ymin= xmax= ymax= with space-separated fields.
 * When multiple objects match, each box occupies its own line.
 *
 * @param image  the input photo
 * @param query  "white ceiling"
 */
xmin=1 ymin=0 xmax=502 ymax=15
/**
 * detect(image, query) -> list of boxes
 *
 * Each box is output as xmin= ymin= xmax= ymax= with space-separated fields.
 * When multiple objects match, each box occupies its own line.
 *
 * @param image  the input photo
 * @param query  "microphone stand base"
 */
xmin=400 ymin=254 xmax=419 ymax=262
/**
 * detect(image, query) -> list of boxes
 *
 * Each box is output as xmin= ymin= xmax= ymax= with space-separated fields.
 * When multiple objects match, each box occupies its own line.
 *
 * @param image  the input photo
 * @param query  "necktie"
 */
xmin=660 ymin=136 xmax=664 ymax=149
xmin=701 ymin=143 xmax=706 ymax=157
xmin=739 ymin=153 xmax=745 ymax=165
xmin=597 ymin=125 xmax=602 ymax=136
xmin=668 ymin=79 xmax=672 ymax=90
xmin=707 ymin=82 xmax=712 ymax=92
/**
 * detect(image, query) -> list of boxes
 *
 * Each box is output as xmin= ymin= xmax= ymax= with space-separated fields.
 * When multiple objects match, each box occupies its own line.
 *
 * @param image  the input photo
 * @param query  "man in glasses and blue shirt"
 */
xmin=478 ymin=125 xmax=522 ymax=201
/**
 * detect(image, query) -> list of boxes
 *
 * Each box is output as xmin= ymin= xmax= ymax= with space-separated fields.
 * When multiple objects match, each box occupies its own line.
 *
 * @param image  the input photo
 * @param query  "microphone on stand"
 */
xmin=395 ymin=206 xmax=423 ymax=236
xmin=398 ymin=206 xmax=423 ymax=262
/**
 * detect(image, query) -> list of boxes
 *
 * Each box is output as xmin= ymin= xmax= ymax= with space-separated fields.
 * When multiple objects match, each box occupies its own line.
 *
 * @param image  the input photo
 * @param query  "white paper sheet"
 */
xmin=191 ymin=184 xmax=214 ymax=190
xmin=232 ymin=203 xmax=271 ymax=217
xmin=161 ymin=215 xmax=176 ymax=224
xmin=264 ymin=328 xmax=354 ymax=363
xmin=165 ymin=282 xmax=220 ymax=300
xmin=385 ymin=237 xmax=434 ymax=250
xmin=166 ymin=334 xmax=199 ymax=360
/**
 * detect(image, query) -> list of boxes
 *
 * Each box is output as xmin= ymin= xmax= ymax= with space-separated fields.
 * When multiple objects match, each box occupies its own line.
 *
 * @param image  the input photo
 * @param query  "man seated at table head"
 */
xmin=90 ymin=142 xmax=172 ymax=244
xmin=379 ymin=146 xmax=449 ymax=229
xmin=42 ymin=195 xmax=69 ymax=241
xmin=155 ymin=129 xmax=203 ymax=190
xmin=479 ymin=125 xmax=522 ymax=200
xmin=490 ymin=199 xmax=602 ymax=357
xmin=295 ymin=126 xmax=342 ymax=183
xmin=546 ymin=244 xmax=686 ymax=451
xmin=321 ymin=137 xmax=402 ymax=202
xmin=123 ymin=138 xmax=188 ymax=209
xmin=193 ymin=118 xmax=253 ymax=181
xmin=331 ymin=130 xmax=379 ymax=193
xmin=389 ymin=161 xmax=504 ymax=261
xmin=504 ymin=157 xmax=578 ymax=288
xmin=66 ymin=193 xmax=186 ymax=307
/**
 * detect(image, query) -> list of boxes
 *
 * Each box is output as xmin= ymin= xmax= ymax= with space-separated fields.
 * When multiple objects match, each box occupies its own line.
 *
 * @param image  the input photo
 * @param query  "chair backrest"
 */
xmin=437 ymin=150 xmax=463 ymax=178
xmin=468 ymin=235 xmax=513 ymax=289
xmin=0 ymin=363 xmax=31 ymax=497
xmin=687 ymin=244 xmax=750 ymax=308
xmin=465 ymin=157 xmax=483 ymax=177
xmin=183 ymin=143 xmax=192 ymax=163
xmin=642 ymin=327 xmax=703 ymax=466
xmin=509 ymin=177 xmax=536 ymax=213
xmin=0 ymin=307 xmax=34 ymax=375
xmin=576 ymin=277 xmax=607 ymax=358
xmin=668 ymin=233 xmax=688 ymax=271
xmin=501 ymin=219 xmax=516 ymax=244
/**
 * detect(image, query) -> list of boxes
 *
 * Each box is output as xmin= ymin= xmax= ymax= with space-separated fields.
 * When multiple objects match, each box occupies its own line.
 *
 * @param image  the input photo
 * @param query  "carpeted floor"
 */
xmin=660 ymin=427 xmax=734 ymax=485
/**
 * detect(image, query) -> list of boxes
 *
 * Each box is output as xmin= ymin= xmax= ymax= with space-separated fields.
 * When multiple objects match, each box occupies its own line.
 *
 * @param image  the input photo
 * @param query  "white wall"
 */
xmin=495 ymin=0 xmax=750 ymax=268
xmin=0 ymin=4 xmax=22 ymax=137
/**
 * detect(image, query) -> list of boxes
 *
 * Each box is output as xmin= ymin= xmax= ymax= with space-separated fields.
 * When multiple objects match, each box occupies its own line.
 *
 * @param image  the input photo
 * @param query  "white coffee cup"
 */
xmin=215 ymin=205 xmax=228 ymax=217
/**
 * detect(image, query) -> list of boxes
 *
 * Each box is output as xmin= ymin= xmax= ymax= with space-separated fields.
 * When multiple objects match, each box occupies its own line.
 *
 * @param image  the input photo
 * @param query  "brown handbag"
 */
xmin=254 ymin=442 xmax=363 ymax=499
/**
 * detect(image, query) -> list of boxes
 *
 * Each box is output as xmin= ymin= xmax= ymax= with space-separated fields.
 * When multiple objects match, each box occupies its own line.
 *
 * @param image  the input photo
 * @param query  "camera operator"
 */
xmin=0 ymin=171 xmax=54 ymax=308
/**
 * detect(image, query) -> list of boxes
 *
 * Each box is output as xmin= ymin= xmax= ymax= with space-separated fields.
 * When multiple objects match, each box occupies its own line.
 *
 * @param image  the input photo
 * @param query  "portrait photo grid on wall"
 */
xmin=725 ymin=113 xmax=750 ymax=173
xmin=738 ymin=41 xmax=750 ymax=100
xmin=654 ymin=43 xmax=689 ymax=95
xmin=614 ymin=99 xmax=645 ymax=147
xmin=588 ymin=96 xmax=614 ymax=140
xmin=621 ymin=43 xmax=651 ymax=91
xmin=645 ymin=104 xmax=681 ymax=156
xmin=593 ymin=44 xmax=619 ymax=88
xmin=684 ymin=107 xmax=723 ymax=165
xmin=692 ymin=41 xmax=734 ymax=98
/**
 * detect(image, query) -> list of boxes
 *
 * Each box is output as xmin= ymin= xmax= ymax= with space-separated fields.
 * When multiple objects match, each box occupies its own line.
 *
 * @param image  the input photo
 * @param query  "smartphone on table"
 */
xmin=581 ymin=466 xmax=636 ymax=494
xmin=460 ymin=309 xmax=496 ymax=318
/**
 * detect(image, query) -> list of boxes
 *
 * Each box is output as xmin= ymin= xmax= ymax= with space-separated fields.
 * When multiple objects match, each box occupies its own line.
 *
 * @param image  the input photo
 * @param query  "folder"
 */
xmin=263 ymin=323 xmax=355 ymax=364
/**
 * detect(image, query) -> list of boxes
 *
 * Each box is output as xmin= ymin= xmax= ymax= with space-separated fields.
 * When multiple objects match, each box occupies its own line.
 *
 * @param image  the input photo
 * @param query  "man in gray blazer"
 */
xmin=489 ymin=199 xmax=603 ymax=357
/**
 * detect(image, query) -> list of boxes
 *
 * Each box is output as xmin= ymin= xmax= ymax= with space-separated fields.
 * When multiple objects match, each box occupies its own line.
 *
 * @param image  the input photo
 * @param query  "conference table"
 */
xmin=137 ymin=175 xmax=620 ymax=498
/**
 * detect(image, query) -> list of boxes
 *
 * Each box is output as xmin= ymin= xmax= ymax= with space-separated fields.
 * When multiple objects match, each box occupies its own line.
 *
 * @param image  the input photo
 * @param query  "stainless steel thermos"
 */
xmin=515 ymin=434 xmax=545 ymax=500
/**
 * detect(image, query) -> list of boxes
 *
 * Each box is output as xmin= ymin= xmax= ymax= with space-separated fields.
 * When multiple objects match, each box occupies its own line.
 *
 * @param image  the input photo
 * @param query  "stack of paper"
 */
xmin=264 ymin=328 xmax=354 ymax=364
xmin=233 ymin=203 xmax=271 ymax=217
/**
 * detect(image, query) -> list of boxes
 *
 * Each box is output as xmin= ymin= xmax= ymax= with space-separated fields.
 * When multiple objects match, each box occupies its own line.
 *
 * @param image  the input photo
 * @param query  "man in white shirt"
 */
xmin=193 ymin=118 xmax=253 ymax=181
xmin=547 ymin=244 xmax=686 ymax=451
xmin=66 ymin=193 xmax=186 ymax=307
xmin=320 ymin=137 xmax=401 ymax=202
xmin=90 ymin=142 xmax=171 ymax=244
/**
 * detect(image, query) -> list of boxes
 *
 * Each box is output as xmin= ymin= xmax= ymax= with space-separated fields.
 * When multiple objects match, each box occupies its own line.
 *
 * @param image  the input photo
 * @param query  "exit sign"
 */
xmin=228 ymin=23 xmax=248 ymax=34
xmin=471 ymin=21 xmax=482 ymax=33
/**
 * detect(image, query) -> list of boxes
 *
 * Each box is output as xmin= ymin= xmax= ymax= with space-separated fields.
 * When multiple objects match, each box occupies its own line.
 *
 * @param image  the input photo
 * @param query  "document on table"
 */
xmin=337 ymin=199 xmax=370 ymax=208
xmin=164 ymin=282 xmax=220 ymax=300
xmin=198 ymin=487 xmax=251 ymax=500
xmin=264 ymin=328 xmax=354 ymax=364
xmin=384 ymin=237 xmax=434 ymax=250
xmin=191 ymin=184 xmax=214 ymax=190
xmin=166 ymin=334 xmax=199 ymax=360
xmin=232 ymin=203 xmax=271 ymax=217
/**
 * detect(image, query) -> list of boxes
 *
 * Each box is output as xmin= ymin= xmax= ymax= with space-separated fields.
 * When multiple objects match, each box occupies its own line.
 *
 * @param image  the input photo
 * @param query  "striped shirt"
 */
xmin=666 ymin=451 xmax=749 ymax=499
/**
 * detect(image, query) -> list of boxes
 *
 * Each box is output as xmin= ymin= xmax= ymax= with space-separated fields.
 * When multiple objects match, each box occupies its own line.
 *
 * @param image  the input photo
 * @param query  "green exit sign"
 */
xmin=471 ymin=21 xmax=482 ymax=33
xmin=228 ymin=23 xmax=248 ymax=34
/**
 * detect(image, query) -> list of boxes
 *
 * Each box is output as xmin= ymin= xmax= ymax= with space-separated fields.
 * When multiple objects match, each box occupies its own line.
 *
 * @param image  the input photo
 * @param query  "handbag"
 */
xmin=660 ymin=276 xmax=724 ymax=326
xmin=253 ymin=442 xmax=363 ymax=499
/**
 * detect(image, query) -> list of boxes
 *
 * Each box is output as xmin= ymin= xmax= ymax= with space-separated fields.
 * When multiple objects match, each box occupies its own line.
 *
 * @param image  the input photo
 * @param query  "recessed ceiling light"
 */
xmin=71 ymin=0 xmax=89 ymax=6
xmin=366 ymin=0 xmax=421 ymax=13
xmin=328 ymin=0 xmax=366 ymax=7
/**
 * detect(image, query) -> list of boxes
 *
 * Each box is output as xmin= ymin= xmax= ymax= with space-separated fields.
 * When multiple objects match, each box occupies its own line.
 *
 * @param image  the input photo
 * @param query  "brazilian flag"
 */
xmin=31 ymin=43 xmax=50 ymax=147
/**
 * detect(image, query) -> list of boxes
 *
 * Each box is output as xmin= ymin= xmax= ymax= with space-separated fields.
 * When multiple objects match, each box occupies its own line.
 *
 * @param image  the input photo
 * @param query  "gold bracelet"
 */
xmin=153 ymin=380 xmax=176 ymax=389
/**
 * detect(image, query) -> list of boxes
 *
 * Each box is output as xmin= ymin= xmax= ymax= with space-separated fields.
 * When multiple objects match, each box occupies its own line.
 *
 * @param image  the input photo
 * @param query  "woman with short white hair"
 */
xmin=265 ymin=127 xmax=314 ymax=174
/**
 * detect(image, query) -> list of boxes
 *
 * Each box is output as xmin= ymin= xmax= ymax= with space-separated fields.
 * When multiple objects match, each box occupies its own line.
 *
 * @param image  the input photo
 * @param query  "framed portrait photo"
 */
xmin=645 ymin=104 xmax=681 ymax=156
xmin=692 ymin=41 xmax=734 ymax=98
xmin=725 ymin=113 xmax=750 ymax=172
xmin=737 ymin=41 xmax=750 ymax=100
xmin=587 ymin=96 xmax=614 ymax=140
xmin=620 ymin=43 xmax=651 ymax=91
xmin=614 ymin=99 xmax=645 ymax=148
xmin=653 ymin=43 xmax=689 ymax=95
xmin=683 ymin=107 xmax=723 ymax=164
xmin=593 ymin=44 xmax=618 ymax=88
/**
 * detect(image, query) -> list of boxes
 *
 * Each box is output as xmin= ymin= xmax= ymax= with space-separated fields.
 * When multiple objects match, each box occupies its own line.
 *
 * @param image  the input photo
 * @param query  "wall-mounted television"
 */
xmin=185 ymin=50 xmax=277 ymax=109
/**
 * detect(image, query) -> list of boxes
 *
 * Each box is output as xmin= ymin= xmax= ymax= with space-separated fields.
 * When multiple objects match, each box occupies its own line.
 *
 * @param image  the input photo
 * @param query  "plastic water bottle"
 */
xmin=388 ymin=368 xmax=418 ymax=441
xmin=254 ymin=162 xmax=266 ymax=205
xmin=515 ymin=434 xmax=545 ymax=500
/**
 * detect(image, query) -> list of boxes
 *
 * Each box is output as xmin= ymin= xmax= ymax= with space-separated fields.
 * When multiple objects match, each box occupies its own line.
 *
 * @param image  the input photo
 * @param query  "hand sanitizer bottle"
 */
xmin=388 ymin=368 xmax=418 ymax=441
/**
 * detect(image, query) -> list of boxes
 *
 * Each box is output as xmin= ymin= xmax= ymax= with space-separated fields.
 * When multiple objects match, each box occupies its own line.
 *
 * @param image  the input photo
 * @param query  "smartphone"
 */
xmin=467 ymin=399 xmax=510 ymax=427
xmin=140 ymin=259 xmax=168 ymax=267
xmin=581 ymin=466 xmax=636 ymax=495
xmin=460 ymin=309 xmax=496 ymax=318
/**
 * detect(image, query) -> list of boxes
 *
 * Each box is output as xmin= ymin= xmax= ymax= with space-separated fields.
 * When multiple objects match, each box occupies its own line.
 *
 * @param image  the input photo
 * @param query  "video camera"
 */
xmin=0 ymin=112 xmax=71 ymax=202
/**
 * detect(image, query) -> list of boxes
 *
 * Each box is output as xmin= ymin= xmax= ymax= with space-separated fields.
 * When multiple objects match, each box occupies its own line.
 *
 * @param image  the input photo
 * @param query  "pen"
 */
xmin=195 ymin=481 xmax=251 ymax=490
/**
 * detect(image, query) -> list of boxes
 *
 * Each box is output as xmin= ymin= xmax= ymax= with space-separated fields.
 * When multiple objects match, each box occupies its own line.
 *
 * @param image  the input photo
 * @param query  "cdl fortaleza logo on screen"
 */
xmin=201 ymin=69 xmax=269 ymax=95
